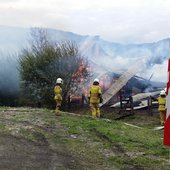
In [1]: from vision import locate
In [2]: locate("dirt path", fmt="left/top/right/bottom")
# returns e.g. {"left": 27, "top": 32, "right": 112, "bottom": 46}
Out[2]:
{"left": 0, "top": 108, "right": 83, "bottom": 170}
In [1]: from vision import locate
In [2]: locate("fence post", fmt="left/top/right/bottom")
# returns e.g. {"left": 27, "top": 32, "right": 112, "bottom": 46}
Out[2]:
{"left": 148, "top": 96, "right": 153, "bottom": 116}
{"left": 119, "top": 91, "right": 123, "bottom": 110}
{"left": 68, "top": 95, "right": 71, "bottom": 110}
{"left": 81, "top": 94, "right": 85, "bottom": 108}
{"left": 130, "top": 96, "right": 134, "bottom": 115}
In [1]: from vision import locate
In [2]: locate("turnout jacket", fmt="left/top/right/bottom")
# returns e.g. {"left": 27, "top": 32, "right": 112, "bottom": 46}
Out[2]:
{"left": 88, "top": 85, "right": 102, "bottom": 104}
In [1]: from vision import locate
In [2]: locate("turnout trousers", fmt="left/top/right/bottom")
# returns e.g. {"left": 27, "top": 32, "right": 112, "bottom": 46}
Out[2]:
{"left": 90, "top": 103, "right": 100, "bottom": 118}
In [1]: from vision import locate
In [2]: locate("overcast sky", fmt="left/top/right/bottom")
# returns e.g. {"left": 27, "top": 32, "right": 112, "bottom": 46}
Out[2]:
{"left": 0, "top": 0, "right": 170, "bottom": 43}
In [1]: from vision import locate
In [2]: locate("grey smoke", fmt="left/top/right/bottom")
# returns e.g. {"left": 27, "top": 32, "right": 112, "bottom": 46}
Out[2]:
{"left": 0, "top": 26, "right": 169, "bottom": 105}
{"left": 0, "top": 52, "right": 19, "bottom": 96}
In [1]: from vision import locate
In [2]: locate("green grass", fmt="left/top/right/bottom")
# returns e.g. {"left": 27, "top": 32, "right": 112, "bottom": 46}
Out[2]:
{"left": 58, "top": 112, "right": 170, "bottom": 169}
{"left": 0, "top": 106, "right": 170, "bottom": 169}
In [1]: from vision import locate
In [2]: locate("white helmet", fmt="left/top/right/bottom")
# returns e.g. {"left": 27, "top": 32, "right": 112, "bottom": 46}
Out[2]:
{"left": 160, "top": 90, "right": 166, "bottom": 95}
{"left": 56, "top": 78, "right": 63, "bottom": 84}
{"left": 164, "top": 88, "right": 167, "bottom": 92}
{"left": 93, "top": 78, "right": 99, "bottom": 83}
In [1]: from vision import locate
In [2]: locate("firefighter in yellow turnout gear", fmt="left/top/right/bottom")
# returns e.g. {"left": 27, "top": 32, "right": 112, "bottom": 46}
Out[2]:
{"left": 88, "top": 78, "right": 103, "bottom": 118}
{"left": 54, "top": 78, "right": 63, "bottom": 115}
{"left": 158, "top": 90, "right": 166, "bottom": 125}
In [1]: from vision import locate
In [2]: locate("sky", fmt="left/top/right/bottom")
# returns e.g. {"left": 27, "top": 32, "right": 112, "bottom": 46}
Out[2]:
{"left": 0, "top": 0, "right": 170, "bottom": 43}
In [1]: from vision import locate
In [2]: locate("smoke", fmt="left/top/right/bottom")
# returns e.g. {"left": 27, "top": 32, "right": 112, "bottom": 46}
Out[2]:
{"left": 0, "top": 27, "right": 169, "bottom": 107}
{"left": 0, "top": 52, "right": 19, "bottom": 105}
{"left": 80, "top": 37, "right": 170, "bottom": 82}
{"left": 138, "top": 60, "right": 168, "bottom": 82}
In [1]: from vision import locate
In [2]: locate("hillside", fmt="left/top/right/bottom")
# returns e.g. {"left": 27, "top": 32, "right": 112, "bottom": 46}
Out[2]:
{"left": 0, "top": 107, "right": 169, "bottom": 170}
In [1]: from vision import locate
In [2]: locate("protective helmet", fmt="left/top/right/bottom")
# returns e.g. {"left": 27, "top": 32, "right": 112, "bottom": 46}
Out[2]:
{"left": 160, "top": 90, "right": 166, "bottom": 96}
{"left": 164, "top": 88, "right": 167, "bottom": 93}
{"left": 93, "top": 78, "right": 99, "bottom": 83}
{"left": 56, "top": 78, "right": 63, "bottom": 84}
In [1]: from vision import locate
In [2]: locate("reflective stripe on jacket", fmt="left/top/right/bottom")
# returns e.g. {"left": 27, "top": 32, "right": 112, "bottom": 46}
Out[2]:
{"left": 158, "top": 97, "right": 166, "bottom": 111}
{"left": 54, "top": 85, "right": 62, "bottom": 100}
{"left": 88, "top": 85, "right": 101, "bottom": 104}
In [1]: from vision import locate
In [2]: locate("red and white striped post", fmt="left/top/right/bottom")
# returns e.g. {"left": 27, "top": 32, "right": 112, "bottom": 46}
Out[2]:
{"left": 164, "top": 58, "right": 170, "bottom": 146}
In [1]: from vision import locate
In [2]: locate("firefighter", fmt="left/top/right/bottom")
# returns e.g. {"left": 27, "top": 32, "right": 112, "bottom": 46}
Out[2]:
{"left": 158, "top": 90, "right": 166, "bottom": 125}
{"left": 54, "top": 78, "right": 63, "bottom": 115}
{"left": 88, "top": 78, "right": 103, "bottom": 118}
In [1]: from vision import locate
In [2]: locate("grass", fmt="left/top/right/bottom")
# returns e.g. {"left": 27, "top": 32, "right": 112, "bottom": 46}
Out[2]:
{"left": 0, "top": 106, "right": 169, "bottom": 169}
{"left": 59, "top": 111, "right": 169, "bottom": 169}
